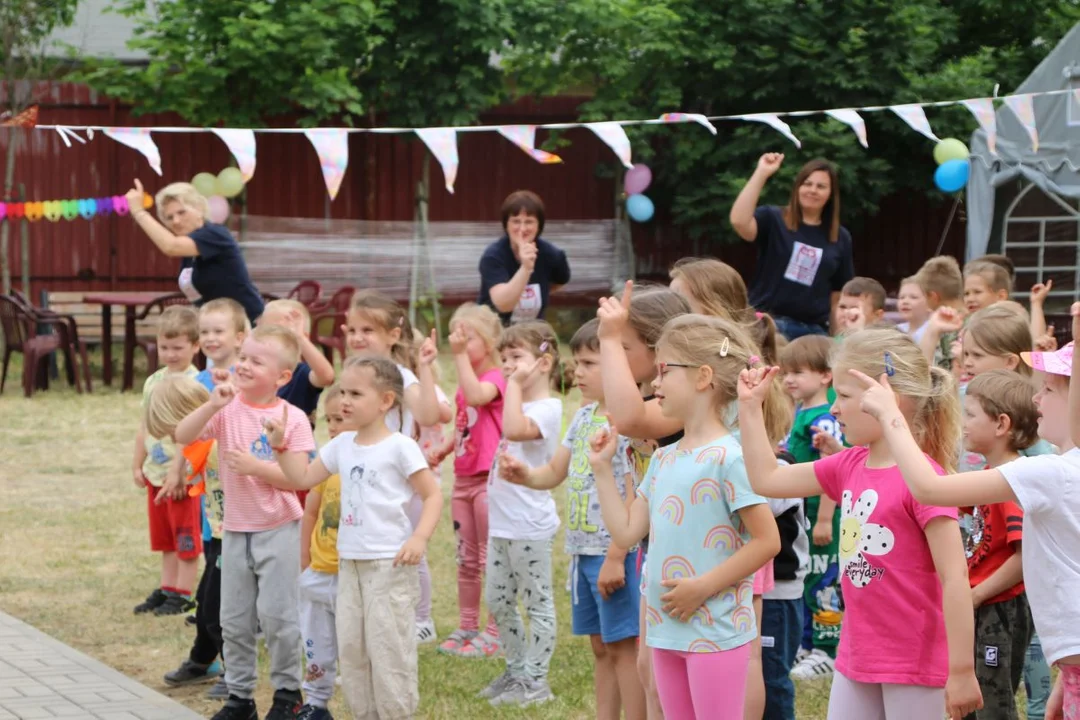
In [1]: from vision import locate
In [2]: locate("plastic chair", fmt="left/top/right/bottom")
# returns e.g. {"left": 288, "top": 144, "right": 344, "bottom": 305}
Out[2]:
{"left": 0, "top": 295, "right": 88, "bottom": 397}
{"left": 133, "top": 293, "right": 192, "bottom": 377}
{"left": 311, "top": 286, "right": 356, "bottom": 365}
{"left": 7, "top": 291, "right": 92, "bottom": 393}
{"left": 287, "top": 280, "right": 323, "bottom": 308}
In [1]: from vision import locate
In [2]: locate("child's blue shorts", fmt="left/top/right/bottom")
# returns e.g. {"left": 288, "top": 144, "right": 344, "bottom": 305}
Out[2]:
{"left": 571, "top": 551, "right": 641, "bottom": 643}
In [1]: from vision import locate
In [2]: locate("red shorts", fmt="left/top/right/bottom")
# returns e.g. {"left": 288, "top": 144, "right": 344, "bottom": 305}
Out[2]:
{"left": 297, "top": 490, "right": 309, "bottom": 509}
{"left": 146, "top": 486, "right": 202, "bottom": 560}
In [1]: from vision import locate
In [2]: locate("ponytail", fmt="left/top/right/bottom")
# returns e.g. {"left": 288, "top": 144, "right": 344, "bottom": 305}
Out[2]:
{"left": 917, "top": 366, "right": 962, "bottom": 473}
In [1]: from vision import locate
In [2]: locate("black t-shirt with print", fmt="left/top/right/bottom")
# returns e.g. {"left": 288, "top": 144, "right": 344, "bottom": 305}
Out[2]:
{"left": 477, "top": 236, "right": 571, "bottom": 326}
{"left": 747, "top": 205, "right": 854, "bottom": 327}
{"left": 181, "top": 223, "right": 264, "bottom": 323}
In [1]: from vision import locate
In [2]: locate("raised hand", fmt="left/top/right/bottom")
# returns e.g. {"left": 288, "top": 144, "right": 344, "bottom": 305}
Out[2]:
{"left": 738, "top": 366, "right": 779, "bottom": 406}
{"left": 756, "top": 153, "right": 784, "bottom": 178}
{"left": 211, "top": 367, "right": 232, "bottom": 386}
{"left": 929, "top": 306, "right": 965, "bottom": 335}
{"left": 262, "top": 402, "right": 288, "bottom": 449}
{"left": 509, "top": 356, "right": 543, "bottom": 386}
{"left": 1034, "top": 326, "right": 1058, "bottom": 352}
{"left": 1030, "top": 279, "right": 1053, "bottom": 306}
{"left": 448, "top": 323, "right": 468, "bottom": 355}
{"left": 848, "top": 369, "right": 899, "bottom": 422}
{"left": 587, "top": 419, "right": 619, "bottom": 467}
{"left": 418, "top": 328, "right": 439, "bottom": 366}
{"left": 519, "top": 240, "right": 538, "bottom": 272}
{"left": 125, "top": 179, "right": 146, "bottom": 215}
{"left": 597, "top": 280, "right": 632, "bottom": 341}
{"left": 209, "top": 381, "right": 237, "bottom": 409}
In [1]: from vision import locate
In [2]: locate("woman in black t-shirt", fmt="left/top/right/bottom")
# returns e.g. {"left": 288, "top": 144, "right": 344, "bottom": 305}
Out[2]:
{"left": 729, "top": 154, "right": 854, "bottom": 340}
{"left": 125, "top": 179, "right": 264, "bottom": 323}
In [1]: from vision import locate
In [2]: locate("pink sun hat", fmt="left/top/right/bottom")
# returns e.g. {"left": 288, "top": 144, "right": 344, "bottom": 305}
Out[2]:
{"left": 1021, "top": 341, "right": 1074, "bottom": 377}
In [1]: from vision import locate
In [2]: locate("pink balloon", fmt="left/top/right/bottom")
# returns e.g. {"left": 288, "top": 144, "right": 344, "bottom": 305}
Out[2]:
{"left": 207, "top": 195, "right": 230, "bottom": 224}
{"left": 624, "top": 164, "right": 653, "bottom": 195}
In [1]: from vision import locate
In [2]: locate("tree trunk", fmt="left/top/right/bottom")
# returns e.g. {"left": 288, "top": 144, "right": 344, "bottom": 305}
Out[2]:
{"left": 0, "top": 128, "right": 18, "bottom": 295}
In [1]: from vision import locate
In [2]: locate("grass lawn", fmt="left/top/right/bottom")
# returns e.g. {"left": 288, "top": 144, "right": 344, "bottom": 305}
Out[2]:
{"left": 0, "top": 349, "right": 1027, "bottom": 719}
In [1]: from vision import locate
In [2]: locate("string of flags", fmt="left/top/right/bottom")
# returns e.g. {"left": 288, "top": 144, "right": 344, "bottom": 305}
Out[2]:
{"left": 16, "top": 87, "right": 1080, "bottom": 200}
{"left": 0, "top": 194, "right": 152, "bottom": 222}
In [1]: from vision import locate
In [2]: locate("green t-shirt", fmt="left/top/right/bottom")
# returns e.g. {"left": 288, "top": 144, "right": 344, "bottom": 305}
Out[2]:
{"left": 786, "top": 401, "right": 843, "bottom": 466}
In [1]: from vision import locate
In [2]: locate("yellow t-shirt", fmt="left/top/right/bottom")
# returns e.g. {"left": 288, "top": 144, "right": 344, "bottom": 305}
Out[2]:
{"left": 141, "top": 365, "right": 199, "bottom": 487}
{"left": 309, "top": 475, "right": 341, "bottom": 574}
{"left": 183, "top": 439, "right": 224, "bottom": 540}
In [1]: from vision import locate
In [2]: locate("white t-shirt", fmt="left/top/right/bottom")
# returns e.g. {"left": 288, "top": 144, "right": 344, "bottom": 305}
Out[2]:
{"left": 998, "top": 448, "right": 1080, "bottom": 665}
{"left": 385, "top": 364, "right": 418, "bottom": 438}
{"left": 488, "top": 398, "right": 562, "bottom": 541}
{"left": 319, "top": 431, "right": 429, "bottom": 560}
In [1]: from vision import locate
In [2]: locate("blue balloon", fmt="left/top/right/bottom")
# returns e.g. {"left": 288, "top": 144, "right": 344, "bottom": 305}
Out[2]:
{"left": 933, "top": 159, "right": 969, "bottom": 193}
{"left": 626, "top": 194, "right": 655, "bottom": 223}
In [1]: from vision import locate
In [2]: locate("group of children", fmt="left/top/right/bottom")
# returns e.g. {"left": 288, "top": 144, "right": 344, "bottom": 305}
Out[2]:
{"left": 129, "top": 252, "right": 1080, "bottom": 720}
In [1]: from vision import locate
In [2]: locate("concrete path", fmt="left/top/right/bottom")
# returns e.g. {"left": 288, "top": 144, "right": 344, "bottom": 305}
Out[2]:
{"left": 0, "top": 610, "right": 204, "bottom": 720}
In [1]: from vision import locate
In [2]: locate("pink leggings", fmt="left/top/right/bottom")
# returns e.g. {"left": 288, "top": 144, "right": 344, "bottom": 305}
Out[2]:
{"left": 826, "top": 672, "right": 944, "bottom": 719}
{"left": 651, "top": 643, "right": 752, "bottom": 719}
{"left": 452, "top": 476, "right": 497, "bottom": 634}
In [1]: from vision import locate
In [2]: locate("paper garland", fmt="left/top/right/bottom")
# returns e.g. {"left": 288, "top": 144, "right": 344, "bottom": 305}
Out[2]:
{"left": 825, "top": 109, "right": 869, "bottom": 148}
{"left": 588, "top": 122, "right": 633, "bottom": 169}
{"left": 304, "top": 129, "right": 349, "bottom": 200}
{"left": 416, "top": 128, "right": 460, "bottom": 194}
{"left": 211, "top": 129, "right": 258, "bottom": 182}
{"left": 103, "top": 127, "right": 163, "bottom": 176}
{"left": 960, "top": 98, "right": 997, "bottom": 155}
{"left": 1003, "top": 94, "right": 1039, "bottom": 152}
{"left": 890, "top": 104, "right": 940, "bottom": 143}
{"left": 496, "top": 125, "right": 563, "bottom": 164}
{"left": 0, "top": 194, "right": 152, "bottom": 222}
{"left": 738, "top": 113, "right": 801, "bottom": 148}
{"left": 659, "top": 113, "right": 718, "bottom": 135}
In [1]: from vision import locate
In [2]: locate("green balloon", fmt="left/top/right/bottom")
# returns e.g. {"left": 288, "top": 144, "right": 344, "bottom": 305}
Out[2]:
{"left": 192, "top": 172, "right": 218, "bottom": 198}
{"left": 216, "top": 167, "right": 246, "bottom": 198}
{"left": 933, "top": 138, "right": 969, "bottom": 165}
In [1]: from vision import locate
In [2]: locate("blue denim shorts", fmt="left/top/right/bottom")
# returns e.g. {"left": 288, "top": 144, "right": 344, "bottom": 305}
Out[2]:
{"left": 570, "top": 552, "right": 641, "bottom": 643}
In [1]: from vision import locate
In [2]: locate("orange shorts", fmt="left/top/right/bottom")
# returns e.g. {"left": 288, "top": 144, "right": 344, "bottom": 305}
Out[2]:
{"left": 146, "top": 486, "right": 202, "bottom": 560}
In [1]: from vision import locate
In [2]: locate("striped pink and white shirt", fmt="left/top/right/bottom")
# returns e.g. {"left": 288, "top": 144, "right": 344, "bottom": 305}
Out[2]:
{"left": 204, "top": 396, "right": 315, "bottom": 532}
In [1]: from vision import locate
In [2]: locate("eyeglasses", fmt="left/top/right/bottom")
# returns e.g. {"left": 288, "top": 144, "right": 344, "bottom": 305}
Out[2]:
{"left": 657, "top": 362, "right": 696, "bottom": 378}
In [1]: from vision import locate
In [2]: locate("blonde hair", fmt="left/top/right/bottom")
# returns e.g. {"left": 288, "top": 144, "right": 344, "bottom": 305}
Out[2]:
{"left": 964, "top": 305, "right": 1033, "bottom": 377}
{"left": 627, "top": 285, "right": 691, "bottom": 349}
{"left": 323, "top": 383, "right": 345, "bottom": 409}
{"left": 200, "top": 298, "right": 251, "bottom": 335}
{"left": 158, "top": 305, "right": 199, "bottom": 343}
{"left": 250, "top": 324, "right": 301, "bottom": 369}
{"left": 966, "top": 370, "right": 1040, "bottom": 451}
{"left": 342, "top": 355, "right": 405, "bottom": 431}
{"left": 497, "top": 320, "right": 574, "bottom": 392}
{"left": 155, "top": 182, "right": 209, "bottom": 224}
{"left": 263, "top": 298, "right": 312, "bottom": 334}
{"left": 450, "top": 303, "right": 502, "bottom": 366}
{"left": 658, "top": 314, "right": 792, "bottom": 446}
{"left": 916, "top": 256, "right": 963, "bottom": 303}
{"left": 145, "top": 375, "right": 210, "bottom": 439}
{"left": 349, "top": 290, "right": 416, "bottom": 372}
{"left": 832, "top": 328, "right": 961, "bottom": 472}
{"left": 965, "top": 260, "right": 1013, "bottom": 295}
{"left": 990, "top": 299, "right": 1029, "bottom": 321}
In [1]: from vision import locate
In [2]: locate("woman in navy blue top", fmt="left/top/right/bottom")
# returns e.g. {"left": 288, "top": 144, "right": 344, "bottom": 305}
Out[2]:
{"left": 126, "top": 179, "right": 264, "bottom": 323}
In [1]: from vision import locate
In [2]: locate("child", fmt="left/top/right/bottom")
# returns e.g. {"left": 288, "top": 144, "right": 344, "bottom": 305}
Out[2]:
{"left": 132, "top": 305, "right": 203, "bottom": 616}
{"left": 965, "top": 260, "right": 1013, "bottom": 314}
{"left": 479, "top": 321, "right": 567, "bottom": 707}
{"left": 778, "top": 335, "right": 845, "bottom": 679}
{"left": 168, "top": 324, "right": 316, "bottom": 720}
{"left": 959, "top": 370, "right": 1039, "bottom": 720}
{"left": 589, "top": 313, "right": 782, "bottom": 719}
{"left": 196, "top": 298, "right": 250, "bottom": 390}
{"left": 263, "top": 355, "right": 443, "bottom": 720}
{"left": 260, "top": 299, "right": 336, "bottom": 427}
{"left": 739, "top": 328, "right": 983, "bottom": 719}
{"left": 897, "top": 276, "right": 931, "bottom": 342}
{"left": 917, "top": 256, "right": 966, "bottom": 373}
{"left": 835, "top": 277, "right": 887, "bottom": 334}
{"left": 501, "top": 318, "right": 646, "bottom": 720}
{"left": 439, "top": 303, "right": 507, "bottom": 658}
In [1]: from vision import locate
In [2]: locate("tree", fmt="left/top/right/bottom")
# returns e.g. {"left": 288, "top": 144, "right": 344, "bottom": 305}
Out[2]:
{"left": 0, "top": 0, "right": 78, "bottom": 294}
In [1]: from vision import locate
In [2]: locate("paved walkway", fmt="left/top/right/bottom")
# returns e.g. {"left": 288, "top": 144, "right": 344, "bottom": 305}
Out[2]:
{"left": 0, "top": 611, "right": 204, "bottom": 720}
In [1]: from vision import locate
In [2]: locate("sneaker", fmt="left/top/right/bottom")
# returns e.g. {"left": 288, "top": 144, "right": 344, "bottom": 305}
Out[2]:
{"left": 416, "top": 619, "right": 437, "bottom": 645}
{"left": 207, "top": 678, "right": 230, "bottom": 700}
{"left": 437, "top": 628, "right": 478, "bottom": 656}
{"left": 795, "top": 646, "right": 810, "bottom": 665}
{"left": 134, "top": 588, "right": 167, "bottom": 614}
{"left": 477, "top": 671, "right": 516, "bottom": 699}
{"left": 790, "top": 648, "right": 835, "bottom": 680}
{"left": 264, "top": 689, "right": 303, "bottom": 720}
{"left": 295, "top": 705, "right": 333, "bottom": 720}
{"left": 491, "top": 676, "right": 554, "bottom": 707}
{"left": 154, "top": 594, "right": 197, "bottom": 616}
{"left": 207, "top": 660, "right": 223, "bottom": 675}
{"left": 186, "top": 614, "right": 198, "bottom": 626}
{"left": 163, "top": 659, "right": 223, "bottom": 687}
{"left": 210, "top": 696, "right": 258, "bottom": 720}
{"left": 457, "top": 631, "right": 502, "bottom": 659}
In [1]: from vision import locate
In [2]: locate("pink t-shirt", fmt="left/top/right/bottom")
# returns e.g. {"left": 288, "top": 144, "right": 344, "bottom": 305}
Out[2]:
{"left": 204, "top": 396, "right": 316, "bottom": 532}
{"left": 814, "top": 446, "right": 958, "bottom": 687}
{"left": 453, "top": 368, "right": 506, "bottom": 478}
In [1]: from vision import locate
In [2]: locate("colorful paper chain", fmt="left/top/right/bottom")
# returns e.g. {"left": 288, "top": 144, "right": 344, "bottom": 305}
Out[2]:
{"left": 0, "top": 193, "right": 153, "bottom": 222}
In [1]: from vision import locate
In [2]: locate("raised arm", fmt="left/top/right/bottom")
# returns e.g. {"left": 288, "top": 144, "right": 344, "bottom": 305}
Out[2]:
{"left": 499, "top": 445, "right": 570, "bottom": 491}
{"left": 175, "top": 383, "right": 235, "bottom": 445}
{"left": 589, "top": 427, "right": 650, "bottom": 550}
{"left": 730, "top": 154, "right": 783, "bottom": 242}
{"left": 449, "top": 324, "right": 499, "bottom": 408}
{"left": 502, "top": 367, "right": 543, "bottom": 442}
{"left": 410, "top": 329, "right": 443, "bottom": 428}
{"left": 126, "top": 180, "right": 199, "bottom": 258}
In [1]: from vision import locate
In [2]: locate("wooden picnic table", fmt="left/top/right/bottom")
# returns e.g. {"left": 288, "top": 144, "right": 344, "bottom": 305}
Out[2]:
{"left": 82, "top": 292, "right": 170, "bottom": 392}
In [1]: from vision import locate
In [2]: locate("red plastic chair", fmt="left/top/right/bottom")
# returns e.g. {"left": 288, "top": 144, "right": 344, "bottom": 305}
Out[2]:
{"left": 7, "top": 291, "right": 92, "bottom": 393}
{"left": 287, "top": 280, "right": 323, "bottom": 308}
{"left": 311, "top": 286, "right": 356, "bottom": 365}
{"left": 133, "top": 293, "right": 192, "bottom": 377}
{"left": 0, "top": 295, "right": 89, "bottom": 397}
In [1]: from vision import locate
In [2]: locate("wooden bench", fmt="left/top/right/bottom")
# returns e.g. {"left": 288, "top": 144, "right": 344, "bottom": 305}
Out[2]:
{"left": 40, "top": 291, "right": 161, "bottom": 346}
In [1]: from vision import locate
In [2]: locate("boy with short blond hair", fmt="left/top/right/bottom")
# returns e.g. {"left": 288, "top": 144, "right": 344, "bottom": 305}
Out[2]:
{"left": 836, "top": 277, "right": 887, "bottom": 333}
{"left": 133, "top": 305, "right": 204, "bottom": 616}
{"left": 196, "top": 298, "right": 249, "bottom": 389}
{"left": 916, "top": 255, "right": 966, "bottom": 372}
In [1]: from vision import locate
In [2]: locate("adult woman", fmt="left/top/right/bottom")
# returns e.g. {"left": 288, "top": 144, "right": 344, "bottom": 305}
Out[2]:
{"left": 730, "top": 154, "right": 854, "bottom": 340}
{"left": 477, "top": 190, "right": 571, "bottom": 326}
{"left": 125, "top": 179, "right": 264, "bottom": 323}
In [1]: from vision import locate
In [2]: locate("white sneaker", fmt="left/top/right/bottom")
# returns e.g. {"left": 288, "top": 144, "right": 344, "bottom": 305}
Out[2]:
{"left": 490, "top": 676, "right": 554, "bottom": 707}
{"left": 794, "top": 646, "right": 810, "bottom": 665}
{"left": 790, "top": 648, "right": 835, "bottom": 680}
{"left": 416, "top": 619, "right": 437, "bottom": 645}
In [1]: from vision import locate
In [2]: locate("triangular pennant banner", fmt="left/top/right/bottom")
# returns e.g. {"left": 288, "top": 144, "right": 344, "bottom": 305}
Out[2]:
{"left": 659, "top": 113, "right": 718, "bottom": 135}
{"left": 889, "top": 104, "right": 939, "bottom": 142}
{"left": 961, "top": 98, "right": 998, "bottom": 154}
{"left": 496, "top": 125, "right": 562, "bottom": 164}
{"left": 416, "top": 128, "right": 459, "bottom": 193}
{"left": 103, "top": 128, "right": 163, "bottom": 175}
{"left": 303, "top": 129, "right": 349, "bottom": 200}
{"left": 211, "top": 129, "right": 258, "bottom": 182}
{"left": 824, "top": 109, "right": 868, "bottom": 148}
{"left": 737, "top": 113, "right": 801, "bottom": 148}
{"left": 1003, "top": 94, "right": 1038, "bottom": 152}
{"left": 588, "top": 122, "right": 633, "bottom": 169}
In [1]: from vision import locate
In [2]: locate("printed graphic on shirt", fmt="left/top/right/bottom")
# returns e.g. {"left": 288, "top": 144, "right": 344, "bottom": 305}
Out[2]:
{"left": 511, "top": 283, "right": 542, "bottom": 323}
{"left": 343, "top": 465, "right": 373, "bottom": 527}
{"left": 963, "top": 506, "right": 986, "bottom": 560}
{"left": 838, "top": 489, "right": 895, "bottom": 588}
{"left": 320, "top": 496, "right": 340, "bottom": 536}
{"left": 810, "top": 415, "right": 843, "bottom": 445}
{"left": 783, "top": 241, "right": 824, "bottom": 287}
{"left": 455, "top": 405, "right": 479, "bottom": 458}
{"left": 250, "top": 433, "right": 274, "bottom": 461}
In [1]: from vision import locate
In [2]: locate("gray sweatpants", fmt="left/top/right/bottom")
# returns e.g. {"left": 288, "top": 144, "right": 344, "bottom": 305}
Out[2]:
{"left": 485, "top": 537, "right": 557, "bottom": 680}
{"left": 221, "top": 523, "right": 302, "bottom": 698}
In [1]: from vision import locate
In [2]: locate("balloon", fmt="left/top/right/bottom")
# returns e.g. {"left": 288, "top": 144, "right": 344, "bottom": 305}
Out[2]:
{"left": 933, "top": 138, "right": 969, "bottom": 165}
{"left": 192, "top": 172, "right": 218, "bottom": 198}
{"left": 626, "top": 194, "right": 655, "bottom": 223}
{"left": 207, "top": 195, "right": 230, "bottom": 224}
{"left": 215, "top": 167, "right": 245, "bottom": 198}
{"left": 624, "top": 164, "right": 653, "bottom": 195}
{"left": 933, "top": 159, "right": 969, "bottom": 193}
{"left": 143, "top": 192, "right": 154, "bottom": 209}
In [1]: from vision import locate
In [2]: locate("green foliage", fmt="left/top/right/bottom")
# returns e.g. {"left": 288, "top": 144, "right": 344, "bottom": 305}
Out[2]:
{"left": 1, "top": 0, "right": 79, "bottom": 110}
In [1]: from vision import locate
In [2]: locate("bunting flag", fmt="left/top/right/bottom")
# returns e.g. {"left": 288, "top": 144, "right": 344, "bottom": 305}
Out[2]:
{"left": 588, "top": 122, "right": 633, "bottom": 169}
{"left": 416, "top": 128, "right": 459, "bottom": 193}
{"left": 961, "top": 98, "right": 998, "bottom": 154}
{"left": 659, "top": 113, "right": 718, "bottom": 135}
{"left": 737, "top": 113, "right": 801, "bottom": 148}
{"left": 211, "top": 129, "right": 258, "bottom": 182}
{"left": 303, "top": 129, "right": 349, "bottom": 200}
{"left": 825, "top": 109, "right": 868, "bottom": 148}
{"left": 1003, "top": 94, "right": 1039, "bottom": 152}
{"left": 496, "top": 125, "right": 562, "bottom": 164}
{"left": 103, "top": 127, "right": 163, "bottom": 175}
{"left": 1, "top": 105, "right": 38, "bottom": 128}
{"left": 889, "top": 104, "right": 939, "bottom": 143}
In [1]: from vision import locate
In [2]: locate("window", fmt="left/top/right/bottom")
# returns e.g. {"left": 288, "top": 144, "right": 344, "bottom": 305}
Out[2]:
{"left": 1002, "top": 183, "right": 1080, "bottom": 314}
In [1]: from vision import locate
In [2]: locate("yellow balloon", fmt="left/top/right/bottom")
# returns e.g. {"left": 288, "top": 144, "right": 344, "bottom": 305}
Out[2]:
{"left": 933, "top": 138, "right": 969, "bottom": 165}
{"left": 216, "top": 167, "right": 246, "bottom": 198}
{"left": 192, "top": 172, "right": 218, "bottom": 198}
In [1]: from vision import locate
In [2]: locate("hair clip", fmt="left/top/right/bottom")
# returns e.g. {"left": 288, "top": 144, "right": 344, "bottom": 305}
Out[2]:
{"left": 398, "top": 317, "right": 405, "bottom": 327}
{"left": 884, "top": 352, "right": 895, "bottom": 377}
{"left": 755, "top": 311, "right": 764, "bottom": 320}
{"left": 719, "top": 337, "right": 730, "bottom": 358}
{"left": 539, "top": 341, "right": 550, "bottom": 353}
{"left": 748, "top": 354, "right": 760, "bottom": 368}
